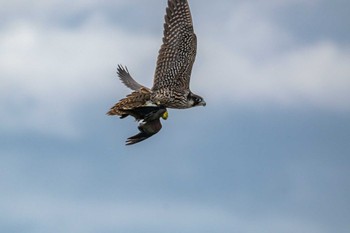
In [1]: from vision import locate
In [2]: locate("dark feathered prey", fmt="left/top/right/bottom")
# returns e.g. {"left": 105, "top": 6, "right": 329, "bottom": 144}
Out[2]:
{"left": 125, "top": 106, "right": 168, "bottom": 145}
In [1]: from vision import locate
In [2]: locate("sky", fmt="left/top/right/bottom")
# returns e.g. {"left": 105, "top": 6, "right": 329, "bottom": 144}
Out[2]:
{"left": 1, "top": 0, "right": 350, "bottom": 232}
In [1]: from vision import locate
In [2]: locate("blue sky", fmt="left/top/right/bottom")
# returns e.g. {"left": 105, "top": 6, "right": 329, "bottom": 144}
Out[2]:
{"left": 1, "top": 0, "right": 350, "bottom": 232}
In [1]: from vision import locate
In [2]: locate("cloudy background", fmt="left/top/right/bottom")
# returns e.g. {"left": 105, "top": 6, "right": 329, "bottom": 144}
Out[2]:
{"left": 1, "top": 0, "right": 350, "bottom": 232}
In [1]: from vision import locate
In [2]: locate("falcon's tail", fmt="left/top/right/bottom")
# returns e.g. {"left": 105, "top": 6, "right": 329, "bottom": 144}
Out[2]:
{"left": 107, "top": 88, "right": 152, "bottom": 116}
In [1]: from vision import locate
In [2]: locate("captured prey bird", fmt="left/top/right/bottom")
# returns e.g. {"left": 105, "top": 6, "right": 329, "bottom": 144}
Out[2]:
{"left": 107, "top": 0, "right": 206, "bottom": 145}
{"left": 124, "top": 106, "right": 168, "bottom": 145}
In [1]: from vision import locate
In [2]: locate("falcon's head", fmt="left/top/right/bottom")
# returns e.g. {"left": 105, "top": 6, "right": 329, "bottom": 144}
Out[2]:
{"left": 188, "top": 92, "right": 206, "bottom": 107}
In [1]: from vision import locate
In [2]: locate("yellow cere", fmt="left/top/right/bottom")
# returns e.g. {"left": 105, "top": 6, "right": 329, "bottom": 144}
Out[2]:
{"left": 162, "top": 111, "right": 168, "bottom": 120}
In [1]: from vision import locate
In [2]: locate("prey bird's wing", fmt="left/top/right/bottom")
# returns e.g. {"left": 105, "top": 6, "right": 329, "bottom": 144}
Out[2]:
{"left": 122, "top": 106, "right": 166, "bottom": 121}
{"left": 152, "top": 0, "right": 197, "bottom": 92}
{"left": 126, "top": 131, "right": 152, "bottom": 145}
{"left": 117, "top": 65, "right": 147, "bottom": 91}
{"left": 126, "top": 119, "right": 163, "bottom": 145}
{"left": 125, "top": 107, "right": 166, "bottom": 145}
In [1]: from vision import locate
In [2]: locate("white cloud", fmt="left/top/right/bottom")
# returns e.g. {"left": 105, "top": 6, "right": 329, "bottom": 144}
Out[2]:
{"left": 0, "top": 0, "right": 127, "bottom": 14}
{"left": 194, "top": 2, "right": 350, "bottom": 111}
{"left": 1, "top": 0, "right": 349, "bottom": 137}
{"left": 0, "top": 16, "right": 158, "bottom": 137}
{"left": 197, "top": 39, "right": 350, "bottom": 110}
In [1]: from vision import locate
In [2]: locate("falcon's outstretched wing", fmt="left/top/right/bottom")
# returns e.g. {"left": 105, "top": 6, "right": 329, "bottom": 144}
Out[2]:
{"left": 117, "top": 65, "right": 147, "bottom": 91}
{"left": 152, "top": 0, "right": 197, "bottom": 91}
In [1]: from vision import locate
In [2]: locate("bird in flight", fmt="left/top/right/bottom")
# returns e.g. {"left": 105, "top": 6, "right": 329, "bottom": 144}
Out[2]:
{"left": 108, "top": 0, "right": 206, "bottom": 145}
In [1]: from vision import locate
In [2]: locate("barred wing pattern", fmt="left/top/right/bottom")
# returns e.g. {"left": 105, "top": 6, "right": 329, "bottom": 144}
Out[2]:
{"left": 152, "top": 0, "right": 197, "bottom": 91}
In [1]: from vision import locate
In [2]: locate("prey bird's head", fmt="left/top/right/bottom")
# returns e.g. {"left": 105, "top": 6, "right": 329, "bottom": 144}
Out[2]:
{"left": 188, "top": 92, "right": 206, "bottom": 107}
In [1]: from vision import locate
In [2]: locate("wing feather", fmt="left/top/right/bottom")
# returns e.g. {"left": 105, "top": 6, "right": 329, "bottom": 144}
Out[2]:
{"left": 152, "top": 0, "right": 197, "bottom": 91}
{"left": 117, "top": 65, "right": 147, "bottom": 91}
{"left": 126, "top": 119, "right": 162, "bottom": 145}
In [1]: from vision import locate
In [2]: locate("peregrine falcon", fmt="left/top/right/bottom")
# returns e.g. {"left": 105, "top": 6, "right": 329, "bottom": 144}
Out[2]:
{"left": 108, "top": 0, "right": 205, "bottom": 144}
{"left": 108, "top": 0, "right": 205, "bottom": 115}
